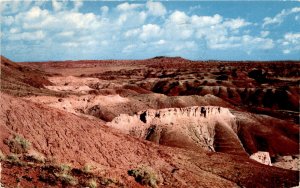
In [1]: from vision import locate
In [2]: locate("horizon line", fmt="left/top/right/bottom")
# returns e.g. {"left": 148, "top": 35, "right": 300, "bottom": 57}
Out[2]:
{"left": 2, "top": 55, "right": 300, "bottom": 63}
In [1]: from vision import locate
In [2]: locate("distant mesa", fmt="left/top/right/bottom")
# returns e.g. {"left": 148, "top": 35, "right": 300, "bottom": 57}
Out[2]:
{"left": 151, "top": 56, "right": 188, "bottom": 61}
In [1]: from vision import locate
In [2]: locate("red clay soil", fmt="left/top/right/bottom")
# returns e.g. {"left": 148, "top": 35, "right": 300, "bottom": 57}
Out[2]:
{"left": 0, "top": 93, "right": 299, "bottom": 187}
{"left": 0, "top": 56, "right": 58, "bottom": 96}
{"left": 1, "top": 160, "right": 138, "bottom": 188}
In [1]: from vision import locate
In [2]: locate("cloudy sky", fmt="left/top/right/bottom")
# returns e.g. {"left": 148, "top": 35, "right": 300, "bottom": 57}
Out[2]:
{"left": 1, "top": 1, "right": 300, "bottom": 61}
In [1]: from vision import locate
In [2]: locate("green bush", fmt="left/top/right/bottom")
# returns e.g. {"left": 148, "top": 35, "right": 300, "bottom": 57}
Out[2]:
{"left": 128, "top": 166, "right": 159, "bottom": 188}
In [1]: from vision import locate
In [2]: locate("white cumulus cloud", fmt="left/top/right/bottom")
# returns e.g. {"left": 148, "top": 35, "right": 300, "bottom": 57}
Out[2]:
{"left": 100, "top": 6, "right": 109, "bottom": 14}
{"left": 1, "top": 1, "right": 290, "bottom": 61}
{"left": 260, "top": 31, "right": 270, "bottom": 37}
{"left": 222, "top": 18, "right": 251, "bottom": 30}
{"left": 124, "top": 28, "right": 141, "bottom": 38}
{"left": 169, "top": 11, "right": 189, "bottom": 25}
{"left": 278, "top": 32, "right": 300, "bottom": 54}
{"left": 146, "top": 1, "right": 166, "bottom": 17}
{"left": 52, "top": 0, "right": 64, "bottom": 12}
{"left": 140, "top": 24, "right": 162, "bottom": 40}
{"left": 73, "top": 0, "right": 83, "bottom": 12}
{"left": 8, "top": 30, "right": 46, "bottom": 41}
{"left": 116, "top": 2, "right": 142, "bottom": 12}
{"left": 191, "top": 14, "right": 222, "bottom": 27}
{"left": 263, "top": 7, "right": 300, "bottom": 27}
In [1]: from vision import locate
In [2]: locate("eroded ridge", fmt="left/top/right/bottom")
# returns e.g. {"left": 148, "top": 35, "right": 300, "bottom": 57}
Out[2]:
{"left": 108, "top": 106, "right": 246, "bottom": 155}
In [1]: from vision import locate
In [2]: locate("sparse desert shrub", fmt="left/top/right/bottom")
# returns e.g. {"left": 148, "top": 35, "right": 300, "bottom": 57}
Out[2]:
{"left": 24, "top": 153, "right": 45, "bottom": 163}
{"left": 0, "top": 150, "right": 5, "bottom": 161}
{"left": 86, "top": 178, "right": 98, "bottom": 188}
{"left": 60, "top": 163, "right": 72, "bottom": 173}
{"left": 55, "top": 173, "right": 78, "bottom": 186}
{"left": 4, "top": 135, "right": 31, "bottom": 154}
{"left": 7, "top": 153, "right": 23, "bottom": 166}
{"left": 7, "top": 153, "right": 19, "bottom": 162}
{"left": 128, "top": 166, "right": 159, "bottom": 188}
{"left": 100, "top": 177, "right": 116, "bottom": 186}
{"left": 38, "top": 171, "right": 57, "bottom": 186}
{"left": 33, "top": 155, "right": 45, "bottom": 163}
{"left": 81, "top": 163, "right": 95, "bottom": 174}
{"left": 45, "top": 157, "right": 58, "bottom": 164}
{"left": 54, "top": 163, "right": 78, "bottom": 185}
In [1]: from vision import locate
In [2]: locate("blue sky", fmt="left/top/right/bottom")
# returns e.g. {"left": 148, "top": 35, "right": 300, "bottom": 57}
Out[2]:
{"left": 1, "top": 1, "right": 300, "bottom": 62}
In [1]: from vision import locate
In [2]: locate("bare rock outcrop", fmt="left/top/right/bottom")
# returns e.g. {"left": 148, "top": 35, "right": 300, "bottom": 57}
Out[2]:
{"left": 108, "top": 106, "right": 247, "bottom": 155}
{"left": 273, "top": 155, "right": 300, "bottom": 171}
{"left": 250, "top": 151, "right": 272, "bottom": 166}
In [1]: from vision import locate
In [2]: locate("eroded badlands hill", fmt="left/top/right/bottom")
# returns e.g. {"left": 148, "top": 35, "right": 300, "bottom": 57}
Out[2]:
{"left": 1, "top": 56, "right": 299, "bottom": 187}
{"left": 108, "top": 106, "right": 245, "bottom": 155}
{"left": 107, "top": 106, "right": 299, "bottom": 158}
{"left": 0, "top": 56, "right": 58, "bottom": 96}
{"left": 23, "top": 56, "right": 300, "bottom": 123}
{"left": 1, "top": 93, "right": 299, "bottom": 187}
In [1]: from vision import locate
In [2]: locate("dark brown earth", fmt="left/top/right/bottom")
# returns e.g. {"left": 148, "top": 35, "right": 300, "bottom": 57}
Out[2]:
{"left": 0, "top": 56, "right": 299, "bottom": 187}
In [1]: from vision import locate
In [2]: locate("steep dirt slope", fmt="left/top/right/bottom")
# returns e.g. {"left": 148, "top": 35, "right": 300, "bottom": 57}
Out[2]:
{"left": 0, "top": 56, "right": 59, "bottom": 96}
{"left": 0, "top": 93, "right": 299, "bottom": 187}
{"left": 233, "top": 111, "right": 299, "bottom": 157}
